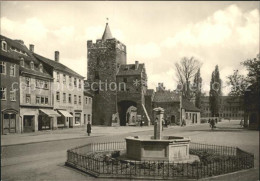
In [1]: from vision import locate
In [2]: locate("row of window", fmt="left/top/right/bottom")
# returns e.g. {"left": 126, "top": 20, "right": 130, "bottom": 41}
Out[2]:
{"left": 24, "top": 94, "right": 49, "bottom": 105}
{"left": 203, "top": 107, "right": 242, "bottom": 111}
{"left": 56, "top": 92, "right": 82, "bottom": 104}
{"left": 56, "top": 72, "right": 82, "bottom": 88}
{"left": 25, "top": 77, "right": 49, "bottom": 89}
{"left": 204, "top": 113, "right": 244, "bottom": 117}
{"left": 85, "top": 97, "right": 92, "bottom": 104}
{"left": 0, "top": 61, "right": 16, "bottom": 76}
{"left": 0, "top": 87, "right": 16, "bottom": 101}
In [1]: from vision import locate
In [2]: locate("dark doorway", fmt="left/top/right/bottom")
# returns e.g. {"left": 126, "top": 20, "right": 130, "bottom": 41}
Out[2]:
{"left": 171, "top": 115, "right": 176, "bottom": 125}
{"left": 23, "top": 116, "right": 34, "bottom": 132}
{"left": 118, "top": 100, "right": 137, "bottom": 126}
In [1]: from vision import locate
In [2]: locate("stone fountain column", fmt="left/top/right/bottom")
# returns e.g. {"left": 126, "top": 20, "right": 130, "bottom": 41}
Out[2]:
{"left": 153, "top": 107, "right": 164, "bottom": 140}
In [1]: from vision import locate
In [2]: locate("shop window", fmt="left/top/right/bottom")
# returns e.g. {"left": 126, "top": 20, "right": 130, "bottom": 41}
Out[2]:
{"left": 75, "top": 113, "right": 81, "bottom": 124}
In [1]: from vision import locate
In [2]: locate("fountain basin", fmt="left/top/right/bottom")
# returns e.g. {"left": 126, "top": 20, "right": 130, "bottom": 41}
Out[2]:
{"left": 125, "top": 136, "right": 191, "bottom": 161}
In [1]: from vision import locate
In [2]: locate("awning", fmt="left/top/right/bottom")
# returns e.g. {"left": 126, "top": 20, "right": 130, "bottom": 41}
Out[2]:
{"left": 40, "top": 109, "right": 61, "bottom": 117}
{"left": 58, "top": 110, "right": 73, "bottom": 118}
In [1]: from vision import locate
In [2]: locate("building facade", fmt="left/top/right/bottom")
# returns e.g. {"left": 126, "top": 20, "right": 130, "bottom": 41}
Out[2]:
{"left": 0, "top": 35, "right": 20, "bottom": 134}
{"left": 87, "top": 23, "right": 150, "bottom": 126}
{"left": 152, "top": 83, "right": 200, "bottom": 126}
{"left": 34, "top": 50, "right": 85, "bottom": 128}
{"left": 201, "top": 96, "right": 244, "bottom": 120}
{"left": 19, "top": 44, "right": 58, "bottom": 133}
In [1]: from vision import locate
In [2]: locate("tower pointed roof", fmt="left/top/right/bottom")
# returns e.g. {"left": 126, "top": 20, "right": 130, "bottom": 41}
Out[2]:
{"left": 102, "top": 23, "right": 113, "bottom": 41}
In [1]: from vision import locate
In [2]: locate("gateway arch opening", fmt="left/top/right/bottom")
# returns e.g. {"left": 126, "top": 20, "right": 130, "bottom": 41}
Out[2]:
{"left": 118, "top": 100, "right": 137, "bottom": 126}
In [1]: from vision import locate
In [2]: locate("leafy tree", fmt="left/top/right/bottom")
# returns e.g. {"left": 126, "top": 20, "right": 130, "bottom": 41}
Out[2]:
{"left": 227, "top": 70, "right": 249, "bottom": 98}
{"left": 193, "top": 68, "right": 202, "bottom": 108}
{"left": 241, "top": 54, "right": 260, "bottom": 85}
{"left": 209, "top": 65, "right": 222, "bottom": 117}
{"left": 227, "top": 54, "right": 260, "bottom": 98}
{"left": 175, "top": 57, "right": 202, "bottom": 100}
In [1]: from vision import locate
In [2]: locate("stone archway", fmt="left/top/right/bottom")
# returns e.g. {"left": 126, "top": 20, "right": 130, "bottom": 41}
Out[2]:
{"left": 118, "top": 100, "right": 137, "bottom": 126}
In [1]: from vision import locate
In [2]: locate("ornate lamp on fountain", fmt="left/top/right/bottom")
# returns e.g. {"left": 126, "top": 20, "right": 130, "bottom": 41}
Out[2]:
{"left": 125, "top": 107, "right": 193, "bottom": 162}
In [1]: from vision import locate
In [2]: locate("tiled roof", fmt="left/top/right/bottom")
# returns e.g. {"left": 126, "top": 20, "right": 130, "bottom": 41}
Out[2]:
{"left": 1, "top": 35, "right": 52, "bottom": 79}
{"left": 182, "top": 98, "right": 200, "bottom": 112}
{"left": 0, "top": 35, "right": 37, "bottom": 63}
{"left": 33, "top": 53, "right": 84, "bottom": 79}
{"left": 102, "top": 23, "right": 113, "bottom": 41}
{"left": 117, "top": 64, "right": 144, "bottom": 76}
{"left": 20, "top": 67, "right": 52, "bottom": 79}
{"left": 153, "top": 91, "right": 180, "bottom": 103}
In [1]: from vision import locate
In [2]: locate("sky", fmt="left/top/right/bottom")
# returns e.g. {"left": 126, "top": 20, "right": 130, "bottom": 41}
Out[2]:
{"left": 1, "top": 1, "right": 259, "bottom": 95}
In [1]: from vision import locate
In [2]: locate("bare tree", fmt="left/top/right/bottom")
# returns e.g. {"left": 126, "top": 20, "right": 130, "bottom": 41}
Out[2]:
{"left": 175, "top": 57, "right": 202, "bottom": 100}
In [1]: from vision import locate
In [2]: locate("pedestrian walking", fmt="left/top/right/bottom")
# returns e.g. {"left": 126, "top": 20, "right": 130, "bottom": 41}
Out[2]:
{"left": 140, "top": 119, "right": 143, "bottom": 127}
{"left": 210, "top": 119, "right": 215, "bottom": 130}
{"left": 87, "top": 121, "right": 91, "bottom": 136}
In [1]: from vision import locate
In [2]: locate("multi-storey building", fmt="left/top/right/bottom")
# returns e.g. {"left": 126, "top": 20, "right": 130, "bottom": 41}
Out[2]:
{"left": 19, "top": 44, "right": 57, "bottom": 132}
{"left": 87, "top": 23, "right": 150, "bottom": 126}
{"left": 201, "top": 96, "right": 244, "bottom": 120}
{"left": 0, "top": 35, "right": 21, "bottom": 134}
{"left": 34, "top": 50, "right": 85, "bottom": 128}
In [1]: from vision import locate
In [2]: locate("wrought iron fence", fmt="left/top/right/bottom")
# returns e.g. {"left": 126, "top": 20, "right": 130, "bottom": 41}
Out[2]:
{"left": 66, "top": 141, "right": 254, "bottom": 180}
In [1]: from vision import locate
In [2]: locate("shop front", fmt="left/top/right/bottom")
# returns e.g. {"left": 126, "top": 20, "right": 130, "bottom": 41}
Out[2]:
{"left": 57, "top": 110, "right": 73, "bottom": 128}
{"left": 39, "top": 109, "right": 60, "bottom": 130}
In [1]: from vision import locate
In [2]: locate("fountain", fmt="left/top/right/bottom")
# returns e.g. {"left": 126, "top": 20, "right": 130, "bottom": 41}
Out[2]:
{"left": 125, "top": 107, "right": 193, "bottom": 162}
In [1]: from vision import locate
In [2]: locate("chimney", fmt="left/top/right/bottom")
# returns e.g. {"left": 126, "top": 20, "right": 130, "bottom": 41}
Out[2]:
{"left": 135, "top": 61, "right": 139, "bottom": 70}
{"left": 29, "top": 44, "right": 34, "bottom": 52}
{"left": 55, "top": 51, "right": 59, "bottom": 62}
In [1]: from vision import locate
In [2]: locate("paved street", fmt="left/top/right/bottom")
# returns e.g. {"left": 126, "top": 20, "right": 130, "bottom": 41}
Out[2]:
{"left": 1, "top": 120, "right": 259, "bottom": 181}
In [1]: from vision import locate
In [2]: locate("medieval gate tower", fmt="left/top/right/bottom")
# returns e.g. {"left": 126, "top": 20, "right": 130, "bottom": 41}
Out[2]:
{"left": 87, "top": 22, "right": 151, "bottom": 126}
